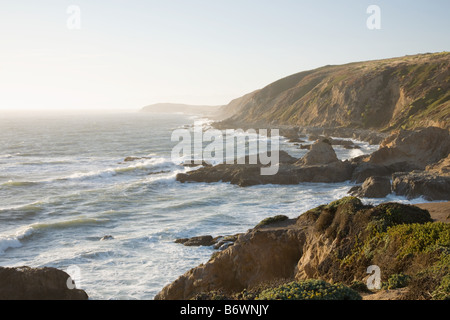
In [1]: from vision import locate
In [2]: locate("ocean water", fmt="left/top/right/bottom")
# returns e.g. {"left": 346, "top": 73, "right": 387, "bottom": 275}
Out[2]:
{"left": 0, "top": 112, "right": 432, "bottom": 299}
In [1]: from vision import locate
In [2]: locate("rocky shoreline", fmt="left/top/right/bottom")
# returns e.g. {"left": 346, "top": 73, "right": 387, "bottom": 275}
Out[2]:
{"left": 2, "top": 124, "right": 448, "bottom": 300}
{"left": 177, "top": 126, "right": 450, "bottom": 201}
{"left": 158, "top": 125, "right": 450, "bottom": 301}
{"left": 156, "top": 197, "right": 450, "bottom": 300}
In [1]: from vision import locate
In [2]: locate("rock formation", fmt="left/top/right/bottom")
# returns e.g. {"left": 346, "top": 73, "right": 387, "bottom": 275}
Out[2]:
{"left": 155, "top": 197, "right": 449, "bottom": 300}
{"left": 176, "top": 141, "right": 354, "bottom": 186}
{"left": 348, "top": 176, "right": 392, "bottom": 198}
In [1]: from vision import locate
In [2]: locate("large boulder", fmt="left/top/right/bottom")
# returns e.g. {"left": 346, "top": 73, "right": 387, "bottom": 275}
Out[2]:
{"left": 392, "top": 171, "right": 450, "bottom": 201}
{"left": 349, "top": 176, "right": 392, "bottom": 198}
{"left": 0, "top": 266, "right": 88, "bottom": 300}
{"left": 367, "top": 127, "right": 450, "bottom": 170}
{"left": 295, "top": 139, "right": 339, "bottom": 166}
{"left": 391, "top": 154, "right": 450, "bottom": 201}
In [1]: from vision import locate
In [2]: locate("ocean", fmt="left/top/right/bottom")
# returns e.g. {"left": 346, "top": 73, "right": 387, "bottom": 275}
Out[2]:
{"left": 0, "top": 112, "right": 431, "bottom": 299}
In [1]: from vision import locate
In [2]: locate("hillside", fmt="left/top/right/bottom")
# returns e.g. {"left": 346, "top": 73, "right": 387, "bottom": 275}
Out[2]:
{"left": 218, "top": 52, "right": 450, "bottom": 131}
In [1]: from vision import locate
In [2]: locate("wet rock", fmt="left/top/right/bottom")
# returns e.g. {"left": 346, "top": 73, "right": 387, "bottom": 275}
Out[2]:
{"left": 124, "top": 156, "right": 152, "bottom": 162}
{"left": 182, "top": 161, "right": 212, "bottom": 168}
{"left": 100, "top": 235, "right": 114, "bottom": 241}
{"left": 295, "top": 139, "right": 338, "bottom": 166}
{"left": 175, "top": 235, "right": 216, "bottom": 247}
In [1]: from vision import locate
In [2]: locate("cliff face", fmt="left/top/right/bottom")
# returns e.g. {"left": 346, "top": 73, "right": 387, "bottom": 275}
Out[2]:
{"left": 155, "top": 198, "right": 450, "bottom": 300}
{"left": 220, "top": 52, "right": 450, "bottom": 131}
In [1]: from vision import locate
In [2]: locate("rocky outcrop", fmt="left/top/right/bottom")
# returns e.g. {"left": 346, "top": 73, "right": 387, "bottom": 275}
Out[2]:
{"left": 175, "top": 234, "right": 240, "bottom": 250}
{"left": 348, "top": 176, "right": 391, "bottom": 198}
{"left": 0, "top": 266, "right": 88, "bottom": 300}
{"left": 382, "top": 136, "right": 450, "bottom": 201}
{"left": 367, "top": 127, "right": 450, "bottom": 170}
{"left": 176, "top": 142, "right": 353, "bottom": 187}
{"left": 295, "top": 139, "right": 338, "bottom": 166}
{"left": 348, "top": 127, "right": 450, "bottom": 200}
{"left": 392, "top": 171, "right": 450, "bottom": 201}
{"left": 175, "top": 235, "right": 216, "bottom": 247}
{"left": 156, "top": 198, "right": 449, "bottom": 300}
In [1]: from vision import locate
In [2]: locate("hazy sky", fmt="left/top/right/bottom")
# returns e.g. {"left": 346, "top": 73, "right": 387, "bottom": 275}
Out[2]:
{"left": 0, "top": 0, "right": 449, "bottom": 112}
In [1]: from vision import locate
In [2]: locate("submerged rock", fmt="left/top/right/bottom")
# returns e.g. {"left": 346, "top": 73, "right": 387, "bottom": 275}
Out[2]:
{"left": 100, "top": 235, "right": 114, "bottom": 241}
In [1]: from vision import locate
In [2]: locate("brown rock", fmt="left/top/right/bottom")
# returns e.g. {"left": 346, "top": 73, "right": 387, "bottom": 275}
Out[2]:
{"left": 392, "top": 171, "right": 450, "bottom": 201}
{"left": 295, "top": 139, "right": 338, "bottom": 166}
{"left": 349, "top": 176, "right": 391, "bottom": 198}
{"left": 367, "top": 127, "right": 450, "bottom": 170}
{"left": 155, "top": 199, "right": 433, "bottom": 300}
{"left": 0, "top": 266, "right": 88, "bottom": 300}
{"left": 175, "top": 235, "right": 215, "bottom": 247}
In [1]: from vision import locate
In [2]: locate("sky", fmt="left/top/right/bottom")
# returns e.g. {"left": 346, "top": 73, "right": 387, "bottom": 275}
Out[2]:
{"left": 0, "top": 0, "right": 449, "bottom": 112}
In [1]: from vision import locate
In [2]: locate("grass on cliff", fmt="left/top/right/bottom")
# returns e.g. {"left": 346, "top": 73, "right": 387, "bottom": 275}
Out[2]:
{"left": 302, "top": 197, "right": 449, "bottom": 300}
{"left": 200, "top": 197, "right": 450, "bottom": 300}
{"left": 256, "top": 279, "right": 361, "bottom": 300}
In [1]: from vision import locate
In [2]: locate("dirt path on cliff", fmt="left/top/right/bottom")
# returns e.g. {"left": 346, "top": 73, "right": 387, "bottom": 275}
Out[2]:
{"left": 415, "top": 202, "right": 450, "bottom": 223}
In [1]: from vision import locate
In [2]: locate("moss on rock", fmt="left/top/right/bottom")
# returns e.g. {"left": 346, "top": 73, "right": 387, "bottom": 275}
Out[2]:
{"left": 256, "top": 279, "right": 362, "bottom": 300}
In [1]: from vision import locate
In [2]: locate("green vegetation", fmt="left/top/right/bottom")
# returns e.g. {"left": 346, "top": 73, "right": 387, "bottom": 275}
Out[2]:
{"left": 326, "top": 196, "right": 362, "bottom": 211}
{"left": 382, "top": 273, "right": 411, "bottom": 290}
{"left": 255, "top": 215, "right": 289, "bottom": 228}
{"left": 256, "top": 279, "right": 362, "bottom": 300}
{"left": 432, "top": 274, "right": 450, "bottom": 300}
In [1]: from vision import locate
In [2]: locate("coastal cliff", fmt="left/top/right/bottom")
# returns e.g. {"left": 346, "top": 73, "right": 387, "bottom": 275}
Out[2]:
{"left": 217, "top": 52, "right": 449, "bottom": 131}
{"left": 155, "top": 198, "right": 450, "bottom": 300}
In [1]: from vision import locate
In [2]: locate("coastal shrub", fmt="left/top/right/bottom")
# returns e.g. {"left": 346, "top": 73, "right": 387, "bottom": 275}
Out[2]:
{"left": 385, "top": 222, "right": 450, "bottom": 259}
{"left": 370, "top": 203, "right": 432, "bottom": 232}
{"left": 349, "top": 280, "right": 372, "bottom": 293}
{"left": 256, "top": 279, "right": 362, "bottom": 300}
{"left": 432, "top": 274, "right": 450, "bottom": 300}
{"left": 326, "top": 197, "right": 362, "bottom": 212}
{"left": 382, "top": 273, "right": 411, "bottom": 290}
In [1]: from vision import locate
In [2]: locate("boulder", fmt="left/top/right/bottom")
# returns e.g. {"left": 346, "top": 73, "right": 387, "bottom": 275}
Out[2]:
{"left": 367, "top": 127, "right": 450, "bottom": 169}
{"left": 392, "top": 171, "right": 450, "bottom": 201}
{"left": 426, "top": 154, "right": 450, "bottom": 175}
{"left": 295, "top": 139, "right": 338, "bottom": 166}
{"left": 348, "top": 176, "right": 391, "bottom": 198}
{"left": 0, "top": 266, "right": 88, "bottom": 300}
{"left": 175, "top": 235, "right": 216, "bottom": 247}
